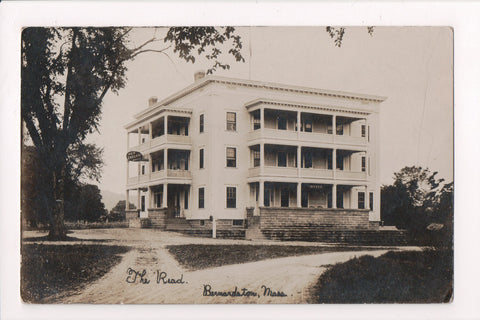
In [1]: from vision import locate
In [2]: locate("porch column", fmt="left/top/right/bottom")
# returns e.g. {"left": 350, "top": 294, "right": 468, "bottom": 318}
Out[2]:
{"left": 260, "top": 107, "right": 264, "bottom": 131}
{"left": 137, "top": 127, "right": 141, "bottom": 145}
{"left": 148, "top": 186, "right": 153, "bottom": 209}
{"left": 125, "top": 189, "right": 129, "bottom": 210}
{"left": 164, "top": 148, "right": 168, "bottom": 171}
{"left": 297, "top": 145, "right": 302, "bottom": 171}
{"left": 148, "top": 154, "right": 152, "bottom": 176}
{"left": 260, "top": 143, "right": 265, "bottom": 176}
{"left": 332, "top": 148, "right": 337, "bottom": 180}
{"left": 137, "top": 188, "right": 141, "bottom": 210}
{"left": 297, "top": 183, "right": 302, "bottom": 208}
{"left": 127, "top": 132, "right": 130, "bottom": 150}
{"left": 148, "top": 122, "right": 152, "bottom": 141}
{"left": 164, "top": 115, "right": 168, "bottom": 135}
{"left": 259, "top": 180, "right": 265, "bottom": 207}
{"left": 365, "top": 185, "right": 369, "bottom": 210}
{"left": 297, "top": 111, "right": 301, "bottom": 132}
{"left": 162, "top": 183, "right": 168, "bottom": 208}
{"left": 332, "top": 184, "right": 337, "bottom": 209}
{"left": 332, "top": 115, "right": 336, "bottom": 143}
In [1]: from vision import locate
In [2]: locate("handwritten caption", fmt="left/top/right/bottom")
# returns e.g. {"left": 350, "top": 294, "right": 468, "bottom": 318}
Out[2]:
{"left": 125, "top": 267, "right": 288, "bottom": 298}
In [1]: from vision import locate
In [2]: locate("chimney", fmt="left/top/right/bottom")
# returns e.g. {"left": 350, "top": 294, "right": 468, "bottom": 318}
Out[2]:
{"left": 148, "top": 96, "right": 158, "bottom": 107}
{"left": 194, "top": 70, "right": 206, "bottom": 82}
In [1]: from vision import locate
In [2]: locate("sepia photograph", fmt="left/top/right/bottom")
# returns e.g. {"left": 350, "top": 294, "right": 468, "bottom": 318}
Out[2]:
{"left": 18, "top": 25, "right": 454, "bottom": 305}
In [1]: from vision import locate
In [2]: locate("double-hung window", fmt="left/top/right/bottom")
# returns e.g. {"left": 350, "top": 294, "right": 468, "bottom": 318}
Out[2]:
{"left": 226, "top": 112, "right": 236, "bottom": 131}
{"left": 199, "top": 148, "right": 204, "bottom": 169}
{"left": 358, "top": 192, "right": 365, "bottom": 209}
{"left": 226, "top": 187, "right": 236, "bottom": 208}
{"left": 226, "top": 147, "right": 236, "bottom": 168}
{"left": 199, "top": 114, "right": 204, "bottom": 133}
{"left": 198, "top": 187, "right": 205, "bottom": 209}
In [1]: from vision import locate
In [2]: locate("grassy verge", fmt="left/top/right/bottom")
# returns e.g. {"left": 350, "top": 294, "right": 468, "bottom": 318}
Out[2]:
{"left": 21, "top": 244, "right": 130, "bottom": 303}
{"left": 166, "top": 244, "right": 381, "bottom": 270}
{"left": 311, "top": 249, "right": 453, "bottom": 303}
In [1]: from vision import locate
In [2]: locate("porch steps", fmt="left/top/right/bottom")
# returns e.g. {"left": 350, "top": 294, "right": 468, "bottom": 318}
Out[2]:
{"left": 245, "top": 226, "right": 267, "bottom": 241}
{"left": 165, "top": 217, "right": 192, "bottom": 231}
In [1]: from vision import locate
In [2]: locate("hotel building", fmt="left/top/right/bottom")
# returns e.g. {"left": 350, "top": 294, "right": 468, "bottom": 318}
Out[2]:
{"left": 124, "top": 72, "right": 385, "bottom": 239}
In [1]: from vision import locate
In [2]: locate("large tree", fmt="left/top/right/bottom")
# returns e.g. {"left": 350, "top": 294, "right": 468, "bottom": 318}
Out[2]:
{"left": 381, "top": 166, "right": 453, "bottom": 247}
{"left": 21, "top": 27, "right": 245, "bottom": 239}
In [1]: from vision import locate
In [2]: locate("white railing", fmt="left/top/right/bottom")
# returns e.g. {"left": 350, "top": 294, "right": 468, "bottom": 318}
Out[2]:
{"left": 263, "top": 166, "right": 298, "bottom": 177}
{"left": 299, "top": 131, "right": 334, "bottom": 144}
{"left": 300, "top": 168, "right": 334, "bottom": 179}
{"left": 336, "top": 170, "right": 367, "bottom": 181}
{"left": 335, "top": 135, "right": 367, "bottom": 146}
{"left": 167, "top": 169, "right": 191, "bottom": 179}
{"left": 129, "top": 134, "right": 192, "bottom": 152}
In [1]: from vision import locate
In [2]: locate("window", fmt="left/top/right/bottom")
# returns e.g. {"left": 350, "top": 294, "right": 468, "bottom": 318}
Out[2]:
{"left": 278, "top": 116, "right": 287, "bottom": 130}
{"left": 141, "top": 195, "right": 145, "bottom": 212}
{"left": 361, "top": 156, "right": 366, "bottom": 172}
{"left": 336, "top": 123, "right": 344, "bottom": 135}
{"left": 361, "top": 125, "right": 366, "bottom": 137}
{"left": 226, "top": 187, "right": 236, "bottom": 208}
{"left": 198, "top": 187, "right": 205, "bottom": 209}
{"left": 369, "top": 192, "right": 374, "bottom": 211}
{"left": 141, "top": 165, "right": 145, "bottom": 175}
{"left": 226, "top": 147, "right": 237, "bottom": 167}
{"left": 278, "top": 152, "right": 287, "bottom": 167}
{"left": 184, "top": 189, "right": 189, "bottom": 209}
{"left": 199, "top": 148, "right": 204, "bottom": 169}
{"left": 154, "top": 191, "right": 162, "bottom": 208}
{"left": 336, "top": 190, "right": 344, "bottom": 209}
{"left": 233, "top": 219, "right": 243, "bottom": 226}
{"left": 200, "top": 220, "right": 205, "bottom": 226}
{"left": 199, "top": 114, "right": 204, "bottom": 133}
{"left": 327, "top": 153, "right": 333, "bottom": 170}
{"left": 368, "top": 126, "right": 370, "bottom": 142}
{"left": 304, "top": 151, "right": 313, "bottom": 168}
{"left": 358, "top": 192, "right": 365, "bottom": 209}
{"left": 253, "top": 150, "right": 260, "bottom": 167}
{"left": 336, "top": 154, "right": 344, "bottom": 170}
{"left": 304, "top": 119, "right": 313, "bottom": 132}
{"left": 253, "top": 114, "right": 261, "bottom": 130}
{"left": 327, "top": 123, "right": 333, "bottom": 134}
{"left": 264, "top": 189, "right": 271, "bottom": 207}
{"left": 226, "top": 112, "right": 236, "bottom": 131}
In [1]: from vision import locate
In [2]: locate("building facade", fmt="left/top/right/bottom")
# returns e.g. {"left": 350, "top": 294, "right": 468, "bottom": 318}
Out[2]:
{"left": 124, "top": 73, "right": 385, "bottom": 238}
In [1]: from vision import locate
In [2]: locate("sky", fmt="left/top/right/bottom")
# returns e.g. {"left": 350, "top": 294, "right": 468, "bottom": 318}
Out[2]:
{"left": 86, "top": 27, "right": 453, "bottom": 195}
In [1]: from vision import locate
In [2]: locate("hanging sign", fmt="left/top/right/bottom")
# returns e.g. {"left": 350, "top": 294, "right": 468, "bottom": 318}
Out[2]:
{"left": 126, "top": 151, "right": 146, "bottom": 162}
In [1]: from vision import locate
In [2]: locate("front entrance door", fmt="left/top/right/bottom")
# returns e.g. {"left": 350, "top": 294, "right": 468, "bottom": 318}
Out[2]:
{"left": 281, "top": 188, "right": 289, "bottom": 207}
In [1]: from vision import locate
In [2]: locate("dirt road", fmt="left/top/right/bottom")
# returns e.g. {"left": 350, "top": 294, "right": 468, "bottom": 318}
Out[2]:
{"left": 24, "top": 229, "right": 405, "bottom": 304}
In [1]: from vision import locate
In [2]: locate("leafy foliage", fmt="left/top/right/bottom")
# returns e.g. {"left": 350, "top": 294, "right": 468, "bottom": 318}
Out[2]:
{"left": 381, "top": 166, "right": 453, "bottom": 248}
{"left": 165, "top": 27, "right": 245, "bottom": 74}
{"left": 326, "top": 26, "right": 375, "bottom": 47}
{"left": 21, "top": 27, "right": 245, "bottom": 239}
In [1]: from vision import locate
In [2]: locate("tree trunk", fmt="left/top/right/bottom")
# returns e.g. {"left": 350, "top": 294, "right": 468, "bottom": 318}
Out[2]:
{"left": 48, "top": 164, "right": 67, "bottom": 240}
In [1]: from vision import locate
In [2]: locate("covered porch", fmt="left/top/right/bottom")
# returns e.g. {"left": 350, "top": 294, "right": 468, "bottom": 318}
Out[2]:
{"left": 126, "top": 183, "right": 190, "bottom": 219}
{"left": 248, "top": 181, "right": 370, "bottom": 213}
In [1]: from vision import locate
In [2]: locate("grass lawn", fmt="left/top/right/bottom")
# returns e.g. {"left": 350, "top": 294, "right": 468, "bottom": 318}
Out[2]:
{"left": 21, "top": 243, "right": 130, "bottom": 303}
{"left": 166, "top": 244, "right": 381, "bottom": 271}
{"left": 311, "top": 249, "right": 453, "bottom": 303}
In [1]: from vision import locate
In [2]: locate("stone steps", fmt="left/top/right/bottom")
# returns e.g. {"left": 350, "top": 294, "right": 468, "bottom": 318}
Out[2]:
{"left": 260, "top": 229, "right": 408, "bottom": 246}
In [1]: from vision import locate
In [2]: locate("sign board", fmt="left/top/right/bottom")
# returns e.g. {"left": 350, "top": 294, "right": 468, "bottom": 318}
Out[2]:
{"left": 126, "top": 151, "right": 146, "bottom": 162}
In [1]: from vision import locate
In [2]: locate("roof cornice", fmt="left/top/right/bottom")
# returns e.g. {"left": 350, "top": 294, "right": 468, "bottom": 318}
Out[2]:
{"left": 244, "top": 98, "right": 373, "bottom": 116}
{"left": 133, "top": 75, "right": 387, "bottom": 119}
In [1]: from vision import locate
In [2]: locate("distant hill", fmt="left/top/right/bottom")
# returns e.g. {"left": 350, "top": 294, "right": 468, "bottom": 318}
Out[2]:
{"left": 100, "top": 189, "right": 124, "bottom": 211}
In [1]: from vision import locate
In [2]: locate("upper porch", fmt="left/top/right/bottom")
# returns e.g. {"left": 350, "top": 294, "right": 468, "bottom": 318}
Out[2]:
{"left": 246, "top": 102, "right": 370, "bottom": 147}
